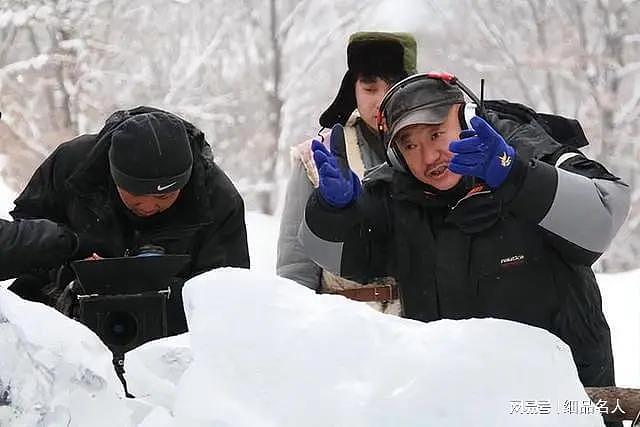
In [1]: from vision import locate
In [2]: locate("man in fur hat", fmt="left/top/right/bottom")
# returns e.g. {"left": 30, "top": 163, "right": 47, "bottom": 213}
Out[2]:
{"left": 277, "top": 32, "right": 417, "bottom": 314}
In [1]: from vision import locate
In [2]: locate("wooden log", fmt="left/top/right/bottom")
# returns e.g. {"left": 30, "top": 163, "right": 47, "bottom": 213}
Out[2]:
{"left": 585, "top": 387, "right": 640, "bottom": 422}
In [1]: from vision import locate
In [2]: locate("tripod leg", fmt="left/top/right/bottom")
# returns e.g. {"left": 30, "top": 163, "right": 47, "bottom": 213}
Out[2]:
{"left": 112, "top": 352, "right": 135, "bottom": 398}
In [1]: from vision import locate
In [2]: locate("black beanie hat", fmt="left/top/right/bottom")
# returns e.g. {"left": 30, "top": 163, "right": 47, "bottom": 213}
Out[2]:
{"left": 108, "top": 112, "right": 193, "bottom": 195}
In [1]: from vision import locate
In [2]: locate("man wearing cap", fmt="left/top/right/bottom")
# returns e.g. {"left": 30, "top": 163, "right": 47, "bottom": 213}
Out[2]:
{"left": 277, "top": 32, "right": 416, "bottom": 314}
{"left": 299, "top": 73, "right": 630, "bottom": 401}
{"left": 8, "top": 106, "right": 249, "bottom": 333}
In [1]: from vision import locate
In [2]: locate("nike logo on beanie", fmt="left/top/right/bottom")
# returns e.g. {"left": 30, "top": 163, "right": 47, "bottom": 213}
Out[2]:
{"left": 157, "top": 182, "right": 177, "bottom": 192}
{"left": 108, "top": 111, "right": 194, "bottom": 195}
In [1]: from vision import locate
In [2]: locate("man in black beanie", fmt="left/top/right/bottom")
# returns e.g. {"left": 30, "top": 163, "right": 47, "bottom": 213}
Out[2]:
{"left": 108, "top": 111, "right": 194, "bottom": 218}
{"left": 7, "top": 106, "right": 249, "bottom": 334}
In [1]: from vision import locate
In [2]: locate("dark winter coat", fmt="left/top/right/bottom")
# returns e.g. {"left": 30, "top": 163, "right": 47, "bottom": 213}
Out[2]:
{"left": 300, "top": 107, "right": 630, "bottom": 389}
{"left": 0, "top": 218, "right": 77, "bottom": 280}
{"left": 277, "top": 115, "right": 386, "bottom": 290}
{"left": 8, "top": 106, "right": 249, "bottom": 333}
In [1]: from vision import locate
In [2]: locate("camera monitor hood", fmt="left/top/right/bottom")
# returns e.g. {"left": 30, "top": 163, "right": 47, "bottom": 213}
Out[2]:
{"left": 71, "top": 254, "right": 191, "bottom": 295}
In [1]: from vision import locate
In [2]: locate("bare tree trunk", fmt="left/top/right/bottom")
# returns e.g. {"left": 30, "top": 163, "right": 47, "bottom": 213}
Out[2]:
{"left": 26, "top": 27, "right": 59, "bottom": 132}
{"left": 593, "top": 0, "right": 637, "bottom": 272}
{"left": 259, "top": 0, "right": 284, "bottom": 215}
{"left": 585, "top": 387, "right": 640, "bottom": 422}
{"left": 0, "top": 25, "right": 17, "bottom": 66}
{"left": 49, "top": 27, "right": 76, "bottom": 132}
{"left": 527, "top": 0, "right": 559, "bottom": 113}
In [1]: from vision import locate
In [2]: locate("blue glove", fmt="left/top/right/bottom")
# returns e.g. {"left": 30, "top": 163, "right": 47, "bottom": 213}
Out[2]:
{"left": 312, "top": 124, "right": 362, "bottom": 208}
{"left": 448, "top": 116, "right": 516, "bottom": 189}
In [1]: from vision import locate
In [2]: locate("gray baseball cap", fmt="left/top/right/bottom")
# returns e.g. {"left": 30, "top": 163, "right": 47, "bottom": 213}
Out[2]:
{"left": 384, "top": 77, "right": 465, "bottom": 145}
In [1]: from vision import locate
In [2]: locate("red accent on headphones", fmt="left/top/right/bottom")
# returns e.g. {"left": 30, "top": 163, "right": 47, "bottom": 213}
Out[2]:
{"left": 424, "top": 71, "right": 456, "bottom": 82}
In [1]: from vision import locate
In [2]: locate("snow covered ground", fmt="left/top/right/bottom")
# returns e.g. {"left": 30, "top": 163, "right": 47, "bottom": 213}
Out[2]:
{"left": 0, "top": 178, "right": 639, "bottom": 426}
{"left": 245, "top": 211, "right": 278, "bottom": 275}
{"left": 599, "top": 270, "right": 640, "bottom": 388}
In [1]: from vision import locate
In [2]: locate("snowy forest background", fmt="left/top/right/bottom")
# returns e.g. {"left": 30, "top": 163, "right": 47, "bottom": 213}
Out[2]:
{"left": 0, "top": 0, "right": 639, "bottom": 272}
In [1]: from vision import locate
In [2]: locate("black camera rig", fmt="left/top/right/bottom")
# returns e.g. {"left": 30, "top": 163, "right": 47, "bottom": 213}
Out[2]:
{"left": 70, "top": 253, "right": 191, "bottom": 397}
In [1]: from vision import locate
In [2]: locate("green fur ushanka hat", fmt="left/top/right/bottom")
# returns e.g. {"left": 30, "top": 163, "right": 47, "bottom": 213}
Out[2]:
{"left": 319, "top": 31, "right": 417, "bottom": 128}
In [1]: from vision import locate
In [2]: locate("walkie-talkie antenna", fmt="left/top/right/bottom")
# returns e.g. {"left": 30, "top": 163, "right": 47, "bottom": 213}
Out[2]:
{"left": 479, "top": 78, "right": 485, "bottom": 116}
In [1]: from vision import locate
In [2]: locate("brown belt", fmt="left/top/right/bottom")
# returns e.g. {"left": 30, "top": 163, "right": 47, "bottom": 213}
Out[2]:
{"left": 327, "top": 284, "right": 399, "bottom": 302}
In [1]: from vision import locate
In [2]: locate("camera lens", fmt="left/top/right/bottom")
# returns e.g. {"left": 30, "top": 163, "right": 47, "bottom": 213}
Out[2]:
{"left": 134, "top": 244, "right": 165, "bottom": 257}
{"left": 103, "top": 311, "right": 138, "bottom": 346}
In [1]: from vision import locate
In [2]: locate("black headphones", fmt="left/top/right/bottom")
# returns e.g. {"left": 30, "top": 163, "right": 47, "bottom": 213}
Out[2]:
{"left": 376, "top": 72, "right": 485, "bottom": 173}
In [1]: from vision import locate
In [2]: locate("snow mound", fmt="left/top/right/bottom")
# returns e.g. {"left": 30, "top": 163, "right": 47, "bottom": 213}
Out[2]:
{"left": 0, "top": 288, "right": 131, "bottom": 427}
{"left": 165, "top": 267, "right": 603, "bottom": 427}
{"left": 127, "top": 333, "right": 192, "bottom": 413}
{"left": 1, "top": 267, "right": 605, "bottom": 426}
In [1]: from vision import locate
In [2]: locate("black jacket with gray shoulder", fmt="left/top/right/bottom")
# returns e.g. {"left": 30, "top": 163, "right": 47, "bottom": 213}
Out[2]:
{"left": 300, "top": 108, "right": 630, "bottom": 388}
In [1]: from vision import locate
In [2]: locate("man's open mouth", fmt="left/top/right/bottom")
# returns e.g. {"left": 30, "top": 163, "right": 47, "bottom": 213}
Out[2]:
{"left": 428, "top": 164, "right": 448, "bottom": 177}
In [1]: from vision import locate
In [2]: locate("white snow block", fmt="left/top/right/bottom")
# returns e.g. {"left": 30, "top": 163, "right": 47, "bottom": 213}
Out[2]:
{"left": 126, "top": 333, "right": 192, "bottom": 414}
{"left": 0, "top": 288, "right": 132, "bottom": 427}
{"left": 173, "top": 267, "right": 603, "bottom": 427}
